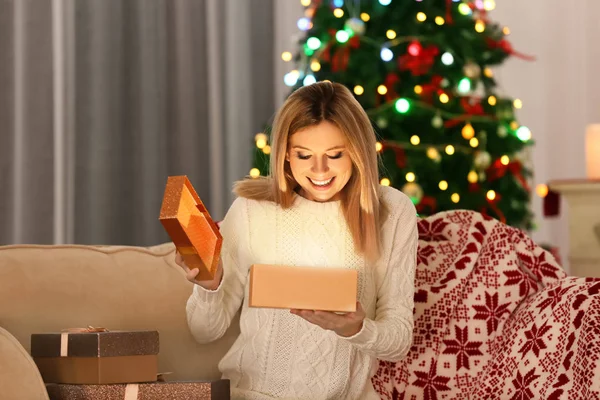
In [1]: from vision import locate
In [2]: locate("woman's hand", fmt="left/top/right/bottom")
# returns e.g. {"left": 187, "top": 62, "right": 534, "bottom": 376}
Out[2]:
{"left": 175, "top": 252, "right": 223, "bottom": 291}
{"left": 291, "top": 302, "right": 366, "bottom": 337}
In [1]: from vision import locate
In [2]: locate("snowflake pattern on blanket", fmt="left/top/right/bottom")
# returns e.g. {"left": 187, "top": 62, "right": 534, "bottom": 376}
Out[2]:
{"left": 372, "top": 210, "right": 600, "bottom": 400}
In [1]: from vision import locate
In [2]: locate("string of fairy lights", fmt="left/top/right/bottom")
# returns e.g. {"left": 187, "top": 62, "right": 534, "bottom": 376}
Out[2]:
{"left": 250, "top": 0, "right": 548, "bottom": 203}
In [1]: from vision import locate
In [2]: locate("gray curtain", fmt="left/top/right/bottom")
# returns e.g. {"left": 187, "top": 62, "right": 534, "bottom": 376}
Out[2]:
{"left": 0, "top": 0, "right": 274, "bottom": 246}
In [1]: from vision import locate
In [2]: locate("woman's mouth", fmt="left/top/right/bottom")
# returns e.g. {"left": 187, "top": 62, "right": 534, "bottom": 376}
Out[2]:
{"left": 308, "top": 177, "right": 335, "bottom": 190}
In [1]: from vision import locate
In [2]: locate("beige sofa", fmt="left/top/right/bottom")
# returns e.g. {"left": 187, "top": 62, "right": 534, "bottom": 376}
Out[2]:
{"left": 0, "top": 243, "right": 240, "bottom": 399}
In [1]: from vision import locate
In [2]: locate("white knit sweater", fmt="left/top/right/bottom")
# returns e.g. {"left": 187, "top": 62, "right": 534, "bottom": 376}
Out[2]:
{"left": 186, "top": 185, "right": 417, "bottom": 400}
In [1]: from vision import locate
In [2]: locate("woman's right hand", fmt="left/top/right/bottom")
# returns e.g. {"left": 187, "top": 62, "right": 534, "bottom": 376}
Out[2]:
{"left": 175, "top": 252, "right": 223, "bottom": 291}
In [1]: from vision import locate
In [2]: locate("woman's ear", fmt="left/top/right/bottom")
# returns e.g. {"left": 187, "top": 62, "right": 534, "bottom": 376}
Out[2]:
{"left": 285, "top": 151, "right": 290, "bottom": 162}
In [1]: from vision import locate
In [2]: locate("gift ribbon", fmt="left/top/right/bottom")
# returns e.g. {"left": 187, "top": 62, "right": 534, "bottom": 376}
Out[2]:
{"left": 487, "top": 159, "right": 530, "bottom": 191}
{"left": 445, "top": 0, "right": 454, "bottom": 24}
{"left": 60, "top": 326, "right": 108, "bottom": 357}
{"left": 124, "top": 384, "right": 139, "bottom": 400}
{"left": 485, "top": 37, "right": 535, "bottom": 61}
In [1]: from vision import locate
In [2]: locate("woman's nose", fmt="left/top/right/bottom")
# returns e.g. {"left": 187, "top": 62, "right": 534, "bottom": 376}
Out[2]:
{"left": 311, "top": 156, "right": 329, "bottom": 174}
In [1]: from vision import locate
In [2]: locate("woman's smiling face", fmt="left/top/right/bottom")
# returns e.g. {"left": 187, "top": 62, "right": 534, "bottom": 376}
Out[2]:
{"left": 286, "top": 120, "right": 353, "bottom": 202}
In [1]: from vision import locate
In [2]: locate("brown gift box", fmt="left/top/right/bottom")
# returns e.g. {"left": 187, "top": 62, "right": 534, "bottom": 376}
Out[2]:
{"left": 45, "top": 380, "right": 230, "bottom": 400}
{"left": 159, "top": 175, "right": 222, "bottom": 281}
{"left": 249, "top": 264, "right": 358, "bottom": 312}
{"left": 31, "top": 329, "right": 159, "bottom": 384}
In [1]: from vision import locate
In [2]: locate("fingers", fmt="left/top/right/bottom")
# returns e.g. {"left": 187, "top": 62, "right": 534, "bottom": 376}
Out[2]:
{"left": 186, "top": 268, "right": 200, "bottom": 282}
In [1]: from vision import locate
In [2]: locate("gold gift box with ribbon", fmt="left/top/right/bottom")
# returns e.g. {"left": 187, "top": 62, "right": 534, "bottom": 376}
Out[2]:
{"left": 30, "top": 327, "right": 159, "bottom": 385}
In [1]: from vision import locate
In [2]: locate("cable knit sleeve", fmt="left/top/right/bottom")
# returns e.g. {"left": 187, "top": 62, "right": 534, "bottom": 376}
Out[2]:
{"left": 185, "top": 196, "right": 249, "bottom": 344}
{"left": 339, "top": 193, "right": 417, "bottom": 362}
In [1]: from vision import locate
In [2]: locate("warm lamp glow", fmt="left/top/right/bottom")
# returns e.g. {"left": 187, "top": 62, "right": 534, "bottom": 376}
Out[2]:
{"left": 536, "top": 184, "right": 549, "bottom": 198}
{"left": 586, "top": 124, "right": 600, "bottom": 179}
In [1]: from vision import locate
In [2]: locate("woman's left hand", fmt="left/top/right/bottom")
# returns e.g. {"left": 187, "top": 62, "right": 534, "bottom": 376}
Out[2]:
{"left": 291, "top": 302, "right": 366, "bottom": 337}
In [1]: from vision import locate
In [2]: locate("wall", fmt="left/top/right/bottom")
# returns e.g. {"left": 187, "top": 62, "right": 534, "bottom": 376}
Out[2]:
{"left": 494, "top": 0, "right": 600, "bottom": 272}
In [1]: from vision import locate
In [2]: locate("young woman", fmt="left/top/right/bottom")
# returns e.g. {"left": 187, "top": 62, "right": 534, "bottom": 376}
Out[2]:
{"left": 177, "top": 81, "right": 417, "bottom": 400}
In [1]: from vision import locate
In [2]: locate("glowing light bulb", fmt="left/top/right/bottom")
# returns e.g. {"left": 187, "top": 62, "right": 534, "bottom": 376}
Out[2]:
{"left": 458, "top": 78, "right": 471, "bottom": 94}
{"left": 386, "top": 30, "right": 397, "bottom": 39}
{"left": 439, "top": 93, "right": 449, "bottom": 103}
{"left": 406, "top": 172, "right": 416, "bottom": 182}
{"left": 414, "top": 85, "right": 423, "bottom": 94}
{"left": 333, "top": 8, "right": 344, "bottom": 18}
{"left": 462, "top": 123, "right": 475, "bottom": 139}
{"left": 380, "top": 178, "right": 391, "bottom": 186}
{"left": 488, "top": 96, "right": 497, "bottom": 106}
{"left": 439, "top": 180, "right": 449, "bottom": 190}
{"left": 514, "top": 99, "right": 523, "bottom": 109}
{"left": 256, "top": 138, "right": 267, "bottom": 149}
{"left": 516, "top": 126, "right": 532, "bottom": 141}
{"left": 303, "top": 74, "right": 316, "bottom": 86}
{"left": 484, "top": 68, "right": 493, "bottom": 78}
{"left": 263, "top": 145, "right": 271, "bottom": 155}
{"left": 255, "top": 133, "right": 267, "bottom": 142}
{"left": 395, "top": 98, "right": 410, "bottom": 113}
{"left": 435, "top": 16, "right": 445, "bottom": 25}
{"left": 500, "top": 155, "right": 510, "bottom": 165}
{"left": 300, "top": 0, "right": 311, "bottom": 6}
{"left": 451, "top": 193, "right": 460, "bottom": 203}
{"left": 458, "top": 3, "right": 472, "bottom": 15}
{"left": 470, "top": 137, "right": 479, "bottom": 147}
{"left": 475, "top": 20, "right": 485, "bottom": 33}
{"left": 379, "top": 0, "right": 392, "bottom": 5}
{"left": 445, "top": 145, "right": 455, "bottom": 155}
{"left": 354, "top": 85, "right": 364, "bottom": 95}
{"left": 360, "top": 13, "right": 370, "bottom": 21}
{"left": 441, "top": 52, "right": 454, "bottom": 65}
{"left": 310, "top": 60, "right": 321, "bottom": 71}
{"left": 376, "top": 142, "right": 383, "bottom": 152}
{"left": 410, "top": 135, "right": 420, "bottom": 145}
{"left": 307, "top": 37, "right": 321, "bottom": 50}
{"left": 408, "top": 41, "right": 422, "bottom": 56}
{"left": 250, "top": 168, "right": 260, "bottom": 178}
{"left": 284, "top": 71, "right": 299, "bottom": 86}
{"left": 536, "top": 184, "right": 549, "bottom": 198}
{"left": 336, "top": 30, "right": 349, "bottom": 43}
{"left": 281, "top": 52, "right": 292, "bottom": 62}
{"left": 297, "top": 17, "right": 311, "bottom": 31}
{"left": 468, "top": 170, "right": 478, "bottom": 183}
{"left": 377, "top": 85, "right": 388, "bottom": 95}
{"left": 333, "top": 0, "right": 344, "bottom": 6}
{"left": 427, "top": 147, "right": 440, "bottom": 159}
{"left": 416, "top": 12, "right": 427, "bottom": 22}
{"left": 503, "top": 27, "right": 511, "bottom": 35}
{"left": 487, "top": 190, "right": 496, "bottom": 201}
{"left": 484, "top": 0, "right": 496, "bottom": 10}
{"left": 510, "top": 121, "right": 519, "bottom": 130}
{"left": 380, "top": 47, "right": 394, "bottom": 62}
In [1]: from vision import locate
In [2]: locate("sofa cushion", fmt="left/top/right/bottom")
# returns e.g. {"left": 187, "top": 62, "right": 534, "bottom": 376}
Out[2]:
{"left": 0, "top": 243, "right": 239, "bottom": 381}
{"left": 0, "top": 326, "right": 49, "bottom": 400}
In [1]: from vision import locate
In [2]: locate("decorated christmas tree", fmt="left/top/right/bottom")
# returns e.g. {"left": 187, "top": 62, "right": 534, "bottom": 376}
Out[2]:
{"left": 251, "top": 0, "right": 535, "bottom": 230}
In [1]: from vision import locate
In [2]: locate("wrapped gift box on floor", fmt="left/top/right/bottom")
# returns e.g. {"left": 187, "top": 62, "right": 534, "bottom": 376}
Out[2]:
{"left": 31, "top": 327, "right": 159, "bottom": 384}
{"left": 45, "top": 380, "right": 230, "bottom": 400}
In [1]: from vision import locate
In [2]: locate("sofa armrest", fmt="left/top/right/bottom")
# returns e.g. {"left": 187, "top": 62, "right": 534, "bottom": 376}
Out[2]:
{"left": 473, "top": 277, "right": 600, "bottom": 399}
{"left": 0, "top": 326, "right": 49, "bottom": 400}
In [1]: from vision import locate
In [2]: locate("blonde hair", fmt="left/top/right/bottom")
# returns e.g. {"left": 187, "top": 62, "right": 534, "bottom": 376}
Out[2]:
{"left": 234, "top": 81, "right": 383, "bottom": 262}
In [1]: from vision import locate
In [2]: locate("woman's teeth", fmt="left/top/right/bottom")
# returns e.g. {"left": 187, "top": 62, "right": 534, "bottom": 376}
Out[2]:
{"left": 310, "top": 177, "right": 333, "bottom": 186}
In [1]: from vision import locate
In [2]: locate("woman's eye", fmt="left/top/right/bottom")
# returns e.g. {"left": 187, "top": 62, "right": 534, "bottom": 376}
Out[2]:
{"left": 296, "top": 153, "right": 311, "bottom": 160}
{"left": 328, "top": 152, "right": 343, "bottom": 159}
